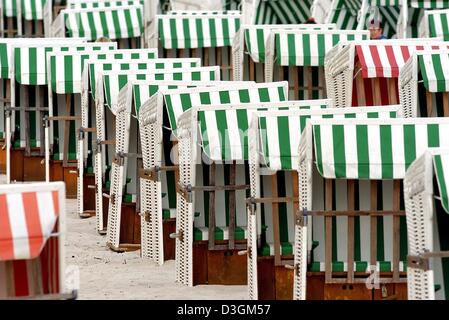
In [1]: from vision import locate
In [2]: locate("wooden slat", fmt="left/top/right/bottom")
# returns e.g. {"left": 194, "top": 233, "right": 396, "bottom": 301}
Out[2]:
{"left": 426, "top": 91, "right": 433, "bottom": 117}
{"left": 293, "top": 66, "right": 299, "bottom": 100}
{"left": 373, "top": 78, "right": 381, "bottom": 106}
{"left": 443, "top": 92, "right": 449, "bottom": 117}
{"left": 307, "top": 66, "right": 313, "bottom": 100}
{"left": 37, "top": 85, "right": 45, "bottom": 156}
{"left": 24, "top": 85, "right": 31, "bottom": 156}
{"left": 355, "top": 69, "right": 366, "bottom": 106}
{"left": 63, "top": 94, "right": 72, "bottom": 167}
{"left": 228, "top": 162, "right": 236, "bottom": 250}
{"left": 392, "top": 180, "right": 401, "bottom": 282}
{"left": 228, "top": 47, "right": 233, "bottom": 81}
{"left": 25, "top": 21, "right": 32, "bottom": 37}
{"left": 388, "top": 78, "right": 398, "bottom": 105}
{"left": 203, "top": 48, "right": 210, "bottom": 66}
{"left": 208, "top": 162, "right": 216, "bottom": 250}
{"left": 320, "top": 67, "right": 326, "bottom": 97}
{"left": 370, "top": 180, "right": 378, "bottom": 269}
{"left": 347, "top": 180, "right": 355, "bottom": 283}
{"left": 325, "top": 179, "right": 333, "bottom": 283}
{"left": 249, "top": 58, "right": 255, "bottom": 82}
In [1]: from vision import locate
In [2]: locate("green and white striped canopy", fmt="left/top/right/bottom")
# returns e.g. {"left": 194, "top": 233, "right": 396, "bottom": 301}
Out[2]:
{"left": 369, "top": 0, "right": 402, "bottom": 4}
{"left": 259, "top": 106, "right": 400, "bottom": 171}
{"left": 433, "top": 152, "right": 449, "bottom": 213}
{"left": 14, "top": 42, "right": 116, "bottom": 85}
{"left": 417, "top": 51, "right": 449, "bottom": 92}
{"left": 88, "top": 57, "right": 199, "bottom": 98}
{"left": 243, "top": 24, "right": 336, "bottom": 63}
{"left": 63, "top": 5, "right": 144, "bottom": 40}
{"left": 102, "top": 67, "right": 219, "bottom": 109}
{"left": 410, "top": 0, "right": 449, "bottom": 8}
{"left": 311, "top": 118, "right": 449, "bottom": 180}
{"left": 426, "top": 9, "right": 449, "bottom": 40}
{"left": 198, "top": 101, "right": 331, "bottom": 162}
{"left": 2, "top": 0, "right": 18, "bottom": 17}
{"left": 273, "top": 30, "right": 369, "bottom": 66}
{"left": 254, "top": 0, "right": 312, "bottom": 25}
{"left": 67, "top": 0, "right": 144, "bottom": 9}
{"left": 167, "top": 10, "right": 241, "bottom": 15}
{"left": 328, "top": 0, "right": 361, "bottom": 30}
{"left": 164, "top": 82, "right": 288, "bottom": 133}
{"left": 0, "top": 38, "right": 87, "bottom": 79}
{"left": 361, "top": 1, "right": 401, "bottom": 38}
{"left": 20, "top": 0, "right": 46, "bottom": 20}
{"left": 157, "top": 13, "right": 241, "bottom": 49}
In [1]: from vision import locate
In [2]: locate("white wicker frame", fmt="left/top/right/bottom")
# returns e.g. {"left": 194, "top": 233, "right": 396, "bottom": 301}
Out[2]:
{"left": 404, "top": 148, "right": 449, "bottom": 300}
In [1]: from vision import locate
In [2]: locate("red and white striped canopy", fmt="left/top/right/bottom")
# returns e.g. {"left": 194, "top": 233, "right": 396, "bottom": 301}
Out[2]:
{"left": 356, "top": 43, "right": 449, "bottom": 78}
{"left": 0, "top": 188, "right": 60, "bottom": 261}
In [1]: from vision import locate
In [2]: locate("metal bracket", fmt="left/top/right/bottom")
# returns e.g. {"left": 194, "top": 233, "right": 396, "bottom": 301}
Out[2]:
{"left": 295, "top": 207, "right": 308, "bottom": 227}
{"left": 143, "top": 211, "right": 151, "bottom": 222}
{"left": 246, "top": 197, "right": 257, "bottom": 215}
{"left": 177, "top": 183, "right": 193, "bottom": 203}
{"left": 43, "top": 115, "right": 49, "bottom": 128}
{"left": 139, "top": 167, "right": 160, "bottom": 182}
{"left": 113, "top": 153, "right": 125, "bottom": 166}
{"left": 407, "top": 255, "right": 430, "bottom": 271}
{"left": 285, "top": 263, "right": 300, "bottom": 277}
{"left": 78, "top": 127, "right": 85, "bottom": 140}
{"left": 170, "top": 230, "right": 184, "bottom": 242}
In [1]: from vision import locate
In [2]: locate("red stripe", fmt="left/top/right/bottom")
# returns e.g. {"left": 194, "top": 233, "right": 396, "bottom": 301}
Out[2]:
{"left": 355, "top": 45, "right": 369, "bottom": 78}
{"left": 0, "top": 195, "right": 14, "bottom": 260}
{"left": 52, "top": 191, "right": 59, "bottom": 216}
{"left": 351, "top": 77, "right": 359, "bottom": 107}
{"left": 394, "top": 80, "right": 400, "bottom": 103}
{"left": 364, "top": 78, "right": 374, "bottom": 106}
{"left": 401, "top": 46, "right": 411, "bottom": 63}
{"left": 12, "top": 260, "right": 29, "bottom": 297}
{"left": 369, "top": 45, "right": 383, "bottom": 78}
{"left": 379, "top": 78, "right": 390, "bottom": 105}
{"left": 22, "top": 193, "right": 44, "bottom": 259}
{"left": 385, "top": 46, "right": 399, "bottom": 78}
{"left": 40, "top": 241, "right": 50, "bottom": 294}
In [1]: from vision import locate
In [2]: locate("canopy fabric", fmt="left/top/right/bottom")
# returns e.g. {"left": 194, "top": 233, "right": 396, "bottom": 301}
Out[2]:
{"left": 275, "top": 30, "right": 368, "bottom": 66}
{"left": 426, "top": 10, "right": 449, "bottom": 40}
{"left": 86, "top": 49, "right": 160, "bottom": 97}
{"left": 418, "top": 51, "right": 449, "bottom": 92}
{"left": 410, "top": 0, "right": 449, "bottom": 8}
{"left": 355, "top": 43, "right": 449, "bottom": 78}
{"left": 68, "top": 0, "right": 144, "bottom": 9}
{"left": 369, "top": 0, "right": 402, "bottom": 5}
{"left": 13, "top": 43, "right": 115, "bottom": 85}
{"left": 0, "top": 188, "right": 60, "bottom": 261}
{"left": 132, "top": 82, "right": 190, "bottom": 114}
{"left": 243, "top": 24, "right": 335, "bottom": 63}
{"left": 328, "top": 0, "right": 361, "bottom": 30}
{"left": 0, "top": 38, "right": 87, "bottom": 80}
{"left": 2, "top": 0, "right": 18, "bottom": 17}
{"left": 259, "top": 107, "right": 399, "bottom": 171}
{"left": 63, "top": 5, "right": 144, "bottom": 40}
{"left": 199, "top": 103, "right": 329, "bottom": 162}
{"left": 224, "top": 0, "right": 241, "bottom": 10}
{"left": 433, "top": 153, "right": 449, "bottom": 212}
{"left": 360, "top": 4, "right": 401, "bottom": 38}
{"left": 157, "top": 13, "right": 241, "bottom": 49}
{"left": 164, "top": 82, "right": 288, "bottom": 133}
{"left": 20, "top": 0, "right": 46, "bottom": 20}
{"left": 254, "top": 0, "right": 312, "bottom": 25}
{"left": 312, "top": 118, "right": 449, "bottom": 180}
{"left": 102, "top": 67, "right": 218, "bottom": 108}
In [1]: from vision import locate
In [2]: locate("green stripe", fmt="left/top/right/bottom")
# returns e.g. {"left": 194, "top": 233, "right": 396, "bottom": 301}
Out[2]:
{"left": 124, "top": 9, "right": 135, "bottom": 38}
{"left": 427, "top": 123, "right": 440, "bottom": 148}
{"left": 277, "top": 117, "right": 292, "bottom": 169}
{"left": 196, "top": 18, "right": 204, "bottom": 48}
{"left": 222, "top": 17, "right": 230, "bottom": 47}
{"left": 64, "top": 55, "right": 74, "bottom": 93}
{"left": 29, "top": 48, "right": 37, "bottom": 84}
{"left": 182, "top": 18, "right": 191, "bottom": 48}
{"left": 215, "top": 110, "right": 229, "bottom": 160}
{"left": 403, "top": 125, "right": 416, "bottom": 168}
{"left": 315, "top": 125, "right": 324, "bottom": 176}
{"left": 356, "top": 125, "right": 370, "bottom": 179}
{"left": 99, "top": 11, "right": 109, "bottom": 39}
{"left": 112, "top": 10, "right": 122, "bottom": 39}
{"left": 15, "top": 48, "right": 21, "bottom": 84}
{"left": 435, "top": 155, "right": 449, "bottom": 213}
{"left": 236, "top": 109, "right": 249, "bottom": 160}
{"left": 288, "top": 33, "right": 297, "bottom": 66}
{"left": 198, "top": 111, "right": 209, "bottom": 159}
{"left": 332, "top": 125, "right": 346, "bottom": 178}
{"left": 379, "top": 125, "right": 393, "bottom": 179}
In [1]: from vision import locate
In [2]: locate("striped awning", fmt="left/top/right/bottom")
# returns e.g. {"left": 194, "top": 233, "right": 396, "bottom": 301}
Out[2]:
{"left": 410, "top": 0, "right": 449, "bottom": 8}
{"left": 418, "top": 51, "right": 449, "bottom": 92}
{"left": 355, "top": 42, "right": 449, "bottom": 78}
{"left": 0, "top": 38, "right": 88, "bottom": 79}
{"left": 14, "top": 43, "right": 116, "bottom": 86}
{"left": 164, "top": 82, "right": 288, "bottom": 133}
{"left": 20, "top": 0, "right": 46, "bottom": 20}
{"left": 254, "top": 0, "right": 312, "bottom": 25}
{"left": 132, "top": 82, "right": 187, "bottom": 115}
{"left": 102, "top": 67, "right": 219, "bottom": 110}
{"left": 433, "top": 152, "right": 449, "bottom": 213}
{"left": 88, "top": 57, "right": 199, "bottom": 99}
{"left": 243, "top": 24, "right": 336, "bottom": 63}
{"left": 0, "top": 183, "right": 61, "bottom": 261}
{"left": 259, "top": 106, "right": 400, "bottom": 171}
{"left": 67, "top": 0, "right": 144, "bottom": 9}
{"left": 360, "top": 3, "right": 401, "bottom": 38}
{"left": 426, "top": 9, "right": 449, "bottom": 40}
{"left": 157, "top": 13, "right": 241, "bottom": 49}
{"left": 167, "top": 10, "right": 241, "bottom": 15}
{"left": 311, "top": 118, "right": 449, "bottom": 180}
{"left": 274, "top": 30, "right": 369, "bottom": 66}
{"left": 63, "top": 5, "right": 144, "bottom": 41}
{"left": 328, "top": 0, "right": 361, "bottom": 30}
{"left": 199, "top": 102, "right": 330, "bottom": 162}
{"left": 2, "top": 0, "right": 18, "bottom": 17}
{"left": 369, "top": 0, "right": 402, "bottom": 4}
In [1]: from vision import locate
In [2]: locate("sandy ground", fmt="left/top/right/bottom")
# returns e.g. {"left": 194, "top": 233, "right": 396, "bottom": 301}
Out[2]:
{"left": 1, "top": 175, "right": 247, "bottom": 300}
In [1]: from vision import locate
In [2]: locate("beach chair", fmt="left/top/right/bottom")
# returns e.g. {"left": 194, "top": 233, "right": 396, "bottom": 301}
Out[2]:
{"left": 294, "top": 117, "right": 449, "bottom": 300}
{"left": 326, "top": 0, "right": 362, "bottom": 30}
{"left": 232, "top": 24, "right": 336, "bottom": 82}
{"left": 1, "top": 0, "right": 22, "bottom": 37}
{"left": 5, "top": 40, "right": 113, "bottom": 185}
{"left": 325, "top": 39, "right": 448, "bottom": 109}
{"left": 419, "top": 9, "right": 449, "bottom": 39}
{"left": 399, "top": 50, "right": 449, "bottom": 118}
{"left": 265, "top": 29, "right": 369, "bottom": 99}
{"left": 358, "top": 0, "right": 406, "bottom": 38}
{"left": 0, "top": 181, "right": 71, "bottom": 299}
{"left": 242, "top": 0, "right": 313, "bottom": 25}
{"left": 402, "top": 0, "right": 449, "bottom": 38}
{"left": 246, "top": 105, "right": 401, "bottom": 300}
{"left": 404, "top": 148, "right": 449, "bottom": 300}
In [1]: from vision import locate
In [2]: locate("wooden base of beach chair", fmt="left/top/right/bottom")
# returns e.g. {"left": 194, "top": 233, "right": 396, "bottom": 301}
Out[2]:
{"left": 257, "top": 256, "right": 294, "bottom": 300}
{"left": 9, "top": 148, "right": 25, "bottom": 181}
{"left": 306, "top": 273, "right": 408, "bottom": 300}
{"left": 23, "top": 154, "right": 45, "bottom": 181}
{"left": 192, "top": 241, "right": 247, "bottom": 286}
{"left": 81, "top": 173, "right": 96, "bottom": 217}
{"left": 104, "top": 202, "right": 141, "bottom": 251}
{"left": 163, "top": 219, "right": 176, "bottom": 261}
{"left": 50, "top": 160, "right": 78, "bottom": 199}
{"left": 0, "top": 141, "right": 6, "bottom": 173}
